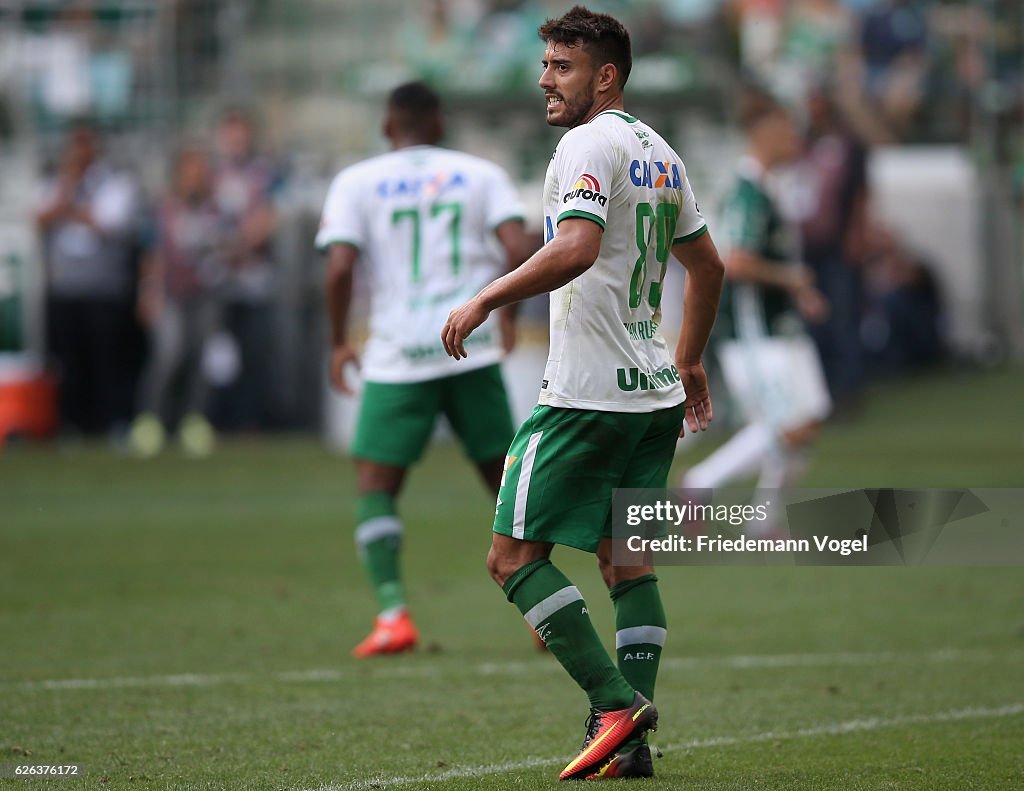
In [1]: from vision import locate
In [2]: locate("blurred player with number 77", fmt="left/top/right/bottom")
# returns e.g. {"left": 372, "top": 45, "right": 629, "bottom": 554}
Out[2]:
{"left": 317, "top": 82, "right": 534, "bottom": 658}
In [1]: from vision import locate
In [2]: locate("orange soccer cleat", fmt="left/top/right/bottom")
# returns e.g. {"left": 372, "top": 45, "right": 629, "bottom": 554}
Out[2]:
{"left": 559, "top": 692, "right": 658, "bottom": 781}
{"left": 351, "top": 611, "right": 419, "bottom": 658}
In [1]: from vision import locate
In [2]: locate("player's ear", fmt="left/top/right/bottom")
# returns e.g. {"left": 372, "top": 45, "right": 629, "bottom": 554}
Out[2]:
{"left": 596, "top": 63, "right": 618, "bottom": 94}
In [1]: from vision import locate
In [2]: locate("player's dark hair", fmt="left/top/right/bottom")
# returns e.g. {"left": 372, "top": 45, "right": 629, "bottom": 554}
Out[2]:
{"left": 386, "top": 81, "right": 442, "bottom": 137}
{"left": 538, "top": 5, "right": 632, "bottom": 88}
{"left": 388, "top": 81, "right": 441, "bottom": 117}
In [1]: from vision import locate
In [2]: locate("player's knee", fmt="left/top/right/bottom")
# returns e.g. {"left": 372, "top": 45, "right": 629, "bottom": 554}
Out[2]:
{"left": 355, "top": 460, "right": 405, "bottom": 496}
{"left": 486, "top": 544, "right": 511, "bottom": 586}
{"left": 486, "top": 541, "right": 538, "bottom": 587}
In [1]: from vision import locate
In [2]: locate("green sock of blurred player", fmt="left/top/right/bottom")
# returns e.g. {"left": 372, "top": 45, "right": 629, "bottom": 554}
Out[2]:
{"left": 504, "top": 559, "right": 635, "bottom": 711}
{"left": 355, "top": 492, "right": 405, "bottom": 614}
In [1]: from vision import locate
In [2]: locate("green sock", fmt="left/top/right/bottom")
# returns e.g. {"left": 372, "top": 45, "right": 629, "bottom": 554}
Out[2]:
{"left": 355, "top": 492, "right": 404, "bottom": 614}
{"left": 610, "top": 574, "right": 666, "bottom": 702}
{"left": 504, "top": 559, "right": 635, "bottom": 711}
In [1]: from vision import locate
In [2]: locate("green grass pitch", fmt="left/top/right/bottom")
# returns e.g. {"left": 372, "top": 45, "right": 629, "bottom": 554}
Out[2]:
{"left": 2, "top": 367, "right": 1023, "bottom": 790}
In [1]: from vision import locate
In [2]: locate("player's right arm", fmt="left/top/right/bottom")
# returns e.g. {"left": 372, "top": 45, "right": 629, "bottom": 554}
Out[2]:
{"left": 725, "top": 248, "right": 816, "bottom": 296}
{"left": 726, "top": 250, "right": 828, "bottom": 324}
{"left": 722, "top": 187, "right": 827, "bottom": 323}
{"left": 317, "top": 167, "right": 366, "bottom": 394}
{"left": 324, "top": 243, "right": 359, "bottom": 395}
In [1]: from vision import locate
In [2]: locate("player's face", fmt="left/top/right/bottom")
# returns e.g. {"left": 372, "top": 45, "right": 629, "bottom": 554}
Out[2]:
{"left": 539, "top": 40, "right": 598, "bottom": 128}
{"left": 756, "top": 111, "right": 800, "bottom": 165}
{"left": 770, "top": 112, "right": 801, "bottom": 163}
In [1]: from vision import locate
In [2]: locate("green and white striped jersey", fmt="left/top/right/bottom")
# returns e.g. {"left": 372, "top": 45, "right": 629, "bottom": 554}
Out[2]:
{"left": 717, "top": 156, "right": 799, "bottom": 341}
{"left": 317, "top": 145, "right": 524, "bottom": 383}
{"left": 539, "top": 110, "right": 706, "bottom": 412}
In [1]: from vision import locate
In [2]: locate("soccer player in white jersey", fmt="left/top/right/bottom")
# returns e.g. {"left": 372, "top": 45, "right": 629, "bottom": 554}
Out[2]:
{"left": 441, "top": 7, "right": 724, "bottom": 780}
{"left": 317, "top": 82, "right": 532, "bottom": 658}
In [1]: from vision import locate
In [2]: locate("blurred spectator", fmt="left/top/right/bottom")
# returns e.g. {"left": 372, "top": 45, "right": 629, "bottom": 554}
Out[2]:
{"left": 777, "top": 0, "right": 856, "bottom": 100}
{"left": 796, "top": 84, "right": 869, "bottom": 409}
{"left": 210, "top": 108, "right": 282, "bottom": 431}
{"left": 861, "top": 228, "right": 945, "bottom": 373}
{"left": 398, "top": 0, "right": 479, "bottom": 83}
{"left": 131, "top": 146, "right": 226, "bottom": 458}
{"left": 857, "top": 0, "right": 928, "bottom": 139}
{"left": 631, "top": 2, "right": 674, "bottom": 54}
{"left": 661, "top": 0, "right": 725, "bottom": 28}
{"left": 34, "top": 121, "right": 142, "bottom": 437}
{"left": 734, "top": 0, "right": 786, "bottom": 75}
{"left": 784, "top": 0, "right": 852, "bottom": 68}
{"left": 20, "top": 1, "right": 134, "bottom": 128}
{"left": 27, "top": 2, "right": 94, "bottom": 122}
{"left": 929, "top": 2, "right": 993, "bottom": 140}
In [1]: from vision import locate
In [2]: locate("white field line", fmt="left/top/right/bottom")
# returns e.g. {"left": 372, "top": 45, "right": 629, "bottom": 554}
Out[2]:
{"left": 7, "top": 647, "right": 1020, "bottom": 692}
{"left": 317, "top": 703, "right": 1024, "bottom": 791}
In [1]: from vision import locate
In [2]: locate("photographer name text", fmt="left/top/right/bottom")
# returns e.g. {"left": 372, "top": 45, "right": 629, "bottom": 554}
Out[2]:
{"left": 626, "top": 534, "right": 868, "bottom": 556}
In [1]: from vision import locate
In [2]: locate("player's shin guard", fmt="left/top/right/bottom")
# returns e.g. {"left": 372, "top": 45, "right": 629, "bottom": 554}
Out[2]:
{"left": 503, "top": 559, "right": 635, "bottom": 711}
{"left": 610, "top": 574, "right": 666, "bottom": 702}
{"left": 355, "top": 492, "right": 405, "bottom": 614}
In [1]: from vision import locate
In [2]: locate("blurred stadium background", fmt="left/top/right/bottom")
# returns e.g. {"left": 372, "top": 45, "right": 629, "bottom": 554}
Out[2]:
{"left": 1, "top": 2, "right": 1023, "bottom": 789}
{"left": 0, "top": 0, "right": 1022, "bottom": 443}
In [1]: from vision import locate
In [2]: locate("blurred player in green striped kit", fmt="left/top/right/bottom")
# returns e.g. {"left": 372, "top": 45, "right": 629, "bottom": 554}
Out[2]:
{"left": 442, "top": 6, "right": 724, "bottom": 780}
{"left": 681, "top": 93, "right": 831, "bottom": 532}
{"left": 317, "top": 82, "right": 533, "bottom": 658}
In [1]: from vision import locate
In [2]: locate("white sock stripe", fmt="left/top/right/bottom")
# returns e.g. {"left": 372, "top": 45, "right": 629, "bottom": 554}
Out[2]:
{"left": 512, "top": 431, "right": 543, "bottom": 540}
{"left": 522, "top": 585, "right": 583, "bottom": 629}
{"left": 355, "top": 516, "right": 402, "bottom": 547}
{"left": 616, "top": 626, "right": 667, "bottom": 649}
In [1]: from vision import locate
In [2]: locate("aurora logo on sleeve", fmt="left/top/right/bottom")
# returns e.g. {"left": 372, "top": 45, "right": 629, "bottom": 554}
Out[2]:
{"left": 562, "top": 173, "right": 607, "bottom": 206}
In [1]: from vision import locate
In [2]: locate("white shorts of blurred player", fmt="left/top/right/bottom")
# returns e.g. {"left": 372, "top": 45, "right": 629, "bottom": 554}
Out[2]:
{"left": 717, "top": 334, "right": 832, "bottom": 434}
{"left": 681, "top": 335, "right": 831, "bottom": 537}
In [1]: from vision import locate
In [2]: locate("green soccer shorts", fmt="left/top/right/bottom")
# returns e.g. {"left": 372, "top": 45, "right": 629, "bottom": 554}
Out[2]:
{"left": 492, "top": 402, "right": 686, "bottom": 553}
{"left": 352, "top": 363, "right": 515, "bottom": 467}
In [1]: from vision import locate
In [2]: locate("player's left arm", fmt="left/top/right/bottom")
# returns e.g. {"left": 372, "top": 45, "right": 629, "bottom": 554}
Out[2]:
{"left": 671, "top": 230, "right": 725, "bottom": 435}
{"left": 442, "top": 217, "right": 601, "bottom": 360}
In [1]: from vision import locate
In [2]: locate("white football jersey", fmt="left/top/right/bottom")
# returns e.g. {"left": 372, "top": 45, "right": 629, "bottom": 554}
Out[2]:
{"left": 317, "top": 145, "right": 524, "bottom": 383}
{"left": 539, "top": 110, "right": 707, "bottom": 412}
